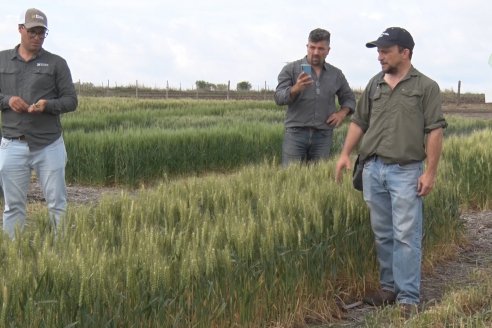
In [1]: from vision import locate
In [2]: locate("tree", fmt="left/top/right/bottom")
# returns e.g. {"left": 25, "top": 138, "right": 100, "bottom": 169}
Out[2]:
{"left": 236, "top": 81, "right": 252, "bottom": 91}
{"left": 195, "top": 80, "right": 216, "bottom": 91}
{"left": 215, "top": 84, "right": 228, "bottom": 91}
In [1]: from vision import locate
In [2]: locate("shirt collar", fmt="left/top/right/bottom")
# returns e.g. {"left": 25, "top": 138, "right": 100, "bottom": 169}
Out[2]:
{"left": 377, "top": 65, "right": 419, "bottom": 86}
{"left": 12, "top": 44, "right": 44, "bottom": 61}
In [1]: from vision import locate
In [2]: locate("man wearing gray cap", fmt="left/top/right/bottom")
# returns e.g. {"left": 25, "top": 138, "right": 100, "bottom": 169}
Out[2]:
{"left": 0, "top": 8, "right": 78, "bottom": 238}
{"left": 335, "top": 27, "right": 447, "bottom": 317}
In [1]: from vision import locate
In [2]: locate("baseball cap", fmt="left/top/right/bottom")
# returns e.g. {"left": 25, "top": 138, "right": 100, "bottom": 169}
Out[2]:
{"left": 19, "top": 8, "right": 48, "bottom": 29}
{"left": 366, "top": 27, "right": 414, "bottom": 50}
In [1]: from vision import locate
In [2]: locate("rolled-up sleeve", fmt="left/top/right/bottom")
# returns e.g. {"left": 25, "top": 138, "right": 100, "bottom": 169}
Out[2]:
{"left": 423, "top": 81, "right": 447, "bottom": 133}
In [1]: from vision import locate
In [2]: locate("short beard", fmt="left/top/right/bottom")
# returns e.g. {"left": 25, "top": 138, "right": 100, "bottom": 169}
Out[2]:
{"left": 310, "top": 56, "right": 325, "bottom": 67}
{"left": 383, "top": 65, "right": 397, "bottom": 74}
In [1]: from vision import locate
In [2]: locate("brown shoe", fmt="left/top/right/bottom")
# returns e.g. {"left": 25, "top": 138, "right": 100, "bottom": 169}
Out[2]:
{"left": 400, "top": 303, "right": 418, "bottom": 318}
{"left": 363, "top": 289, "right": 396, "bottom": 306}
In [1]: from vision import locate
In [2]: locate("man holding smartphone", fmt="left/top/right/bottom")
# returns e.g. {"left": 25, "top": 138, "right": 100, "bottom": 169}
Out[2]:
{"left": 274, "top": 28, "right": 355, "bottom": 166}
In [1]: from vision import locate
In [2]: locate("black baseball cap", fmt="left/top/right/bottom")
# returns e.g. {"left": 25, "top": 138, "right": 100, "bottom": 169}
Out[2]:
{"left": 366, "top": 27, "right": 414, "bottom": 50}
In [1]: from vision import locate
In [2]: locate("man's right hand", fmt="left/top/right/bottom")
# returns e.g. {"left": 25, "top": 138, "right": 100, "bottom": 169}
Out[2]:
{"left": 290, "top": 72, "right": 313, "bottom": 98}
{"left": 334, "top": 122, "right": 364, "bottom": 183}
{"left": 8, "top": 96, "right": 30, "bottom": 113}
{"left": 335, "top": 154, "right": 352, "bottom": 183}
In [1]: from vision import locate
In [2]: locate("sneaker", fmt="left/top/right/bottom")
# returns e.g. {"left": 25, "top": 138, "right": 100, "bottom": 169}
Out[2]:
{"left": 363, "top": 289, "right": 396, "bottom": 306}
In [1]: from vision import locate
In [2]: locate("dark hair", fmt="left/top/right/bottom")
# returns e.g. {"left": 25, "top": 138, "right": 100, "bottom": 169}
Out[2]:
{"left": 308, "top": 28, "right": 331, "bottom": 45}
{"left": 398, "top": 46, "right": 413, "bottom": 59}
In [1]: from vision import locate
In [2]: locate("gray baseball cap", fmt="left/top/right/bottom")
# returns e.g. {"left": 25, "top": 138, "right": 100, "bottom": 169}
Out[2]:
{"left": 19, "top": 8, "right": 48, "bottom": 29}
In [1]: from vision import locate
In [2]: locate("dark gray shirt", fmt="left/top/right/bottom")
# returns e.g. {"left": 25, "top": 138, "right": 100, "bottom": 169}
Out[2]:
{"left": 0, "top": 45, "right": 78, "bottom": 151}
{"left": 274, "top": 57, "right": 355, "bottom": 130}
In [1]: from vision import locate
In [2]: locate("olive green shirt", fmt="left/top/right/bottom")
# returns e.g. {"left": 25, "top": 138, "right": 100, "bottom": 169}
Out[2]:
{"left": 352, "top": 66, "right": 447, "bottom": 164}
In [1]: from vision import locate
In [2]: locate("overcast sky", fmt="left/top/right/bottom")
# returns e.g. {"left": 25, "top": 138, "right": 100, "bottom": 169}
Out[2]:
{"left": 1, "top": 0, "right": 491, "bottom": 93}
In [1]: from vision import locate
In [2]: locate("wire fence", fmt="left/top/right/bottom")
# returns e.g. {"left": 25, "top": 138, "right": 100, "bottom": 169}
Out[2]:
{"left": 75, "top": 82, "right": 485, "bottom": 104}
{"left": 77, "top": 86, "right": 276, "bottom": 101}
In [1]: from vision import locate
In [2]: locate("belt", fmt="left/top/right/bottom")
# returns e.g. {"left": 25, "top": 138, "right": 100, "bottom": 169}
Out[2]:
{"left": 366, "top": 154, "right": 420, "bottom": 166}
{"left": 4, "top": 135, "right": 26, "bottom": 141}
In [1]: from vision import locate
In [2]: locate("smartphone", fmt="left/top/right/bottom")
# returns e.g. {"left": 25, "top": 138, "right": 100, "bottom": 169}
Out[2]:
{"left": 301, "top": 64, "right": 312, "bottom": 75}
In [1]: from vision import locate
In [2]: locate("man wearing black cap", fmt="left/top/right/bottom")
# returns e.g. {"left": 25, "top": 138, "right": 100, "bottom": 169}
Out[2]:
{"left": 0, "top": 8, "right": 78, "bottom": 238}
{"left": 335, "top": 27, "right": 447, "bottom": 316}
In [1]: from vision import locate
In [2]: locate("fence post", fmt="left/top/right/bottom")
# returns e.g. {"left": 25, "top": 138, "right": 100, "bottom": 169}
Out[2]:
{"left": 227, "top": 80, "right": 230, "bottom": 100}
{"left": 166, "top": 80, "right": 169, "bottom": 99}
{"left": 457, "top": 80, "right": 461, "bottom": 105}
{"left": 136, "top": 80, "right": 139, "bottom": 98}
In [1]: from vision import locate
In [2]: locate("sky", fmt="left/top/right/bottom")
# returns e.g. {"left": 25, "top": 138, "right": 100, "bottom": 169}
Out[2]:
{"left": 1, "top": 0, "right": 492, "bottom": 94}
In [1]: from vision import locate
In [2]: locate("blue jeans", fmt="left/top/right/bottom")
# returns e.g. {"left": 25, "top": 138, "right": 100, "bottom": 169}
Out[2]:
{"left": 0, "top": 136, "right": 68, "bottom": 238}
{"left": 282, "top": 127, "right": 333, "bottom": 166}
{"left": 362, "top": 156, "right": 423, "bottom": 305}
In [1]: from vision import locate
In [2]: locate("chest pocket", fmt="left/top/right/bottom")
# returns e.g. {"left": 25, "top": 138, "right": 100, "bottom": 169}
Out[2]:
{"left": 370, "top": 86, "right": 386, "bottom": 114}
{"left": 32, "top": 66, "right": 55, "bottom": 77}
{"left": 400, "top": 88, "right": 423, "bottom": 114}
{"left": 31, "top": 65, "right": 55, "bottom": 91}
{"left": 0, "top": 68, "right": 19, "bottom": 89}
{"left": 0, "top": 68, "right": 18, "bottom": 74}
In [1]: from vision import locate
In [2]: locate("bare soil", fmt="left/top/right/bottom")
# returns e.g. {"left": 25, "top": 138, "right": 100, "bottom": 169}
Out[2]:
{"left": 443, "top": 103, "right": 492, "bottom": 118}
{"left": 27, "top": 182, "right": 122, "bottom": 205}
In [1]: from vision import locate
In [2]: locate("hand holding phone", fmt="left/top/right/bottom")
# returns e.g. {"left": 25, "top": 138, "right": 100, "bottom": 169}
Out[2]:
{"left": 301, "top": 64, "right": 312, "bottom": 75}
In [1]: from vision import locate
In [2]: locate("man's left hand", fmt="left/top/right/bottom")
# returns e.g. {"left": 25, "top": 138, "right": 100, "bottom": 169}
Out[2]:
{"left": 326, "top": 109, "right": 348, "bottom": 127}
{"left": 28, "top": 99, "right": 47, "bottom": 113}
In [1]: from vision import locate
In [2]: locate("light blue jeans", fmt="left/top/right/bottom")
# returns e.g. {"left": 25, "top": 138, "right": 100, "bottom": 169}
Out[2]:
{"left": 0, "top": 136, "right": 67, "bottom": 238}
{"left": 362, "top": 156, "right": 423, "bottom": 305}
{"left": 282, "top": 127, "right": 333, "bottom": 166}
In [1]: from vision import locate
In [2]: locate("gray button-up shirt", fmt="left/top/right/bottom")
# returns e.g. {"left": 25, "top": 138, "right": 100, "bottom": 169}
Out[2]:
{"left": 0, "top": 45, "right": 78, "bottom": 151}
{"left": 274, "top": 57, "right": 355, "bottom": 130}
